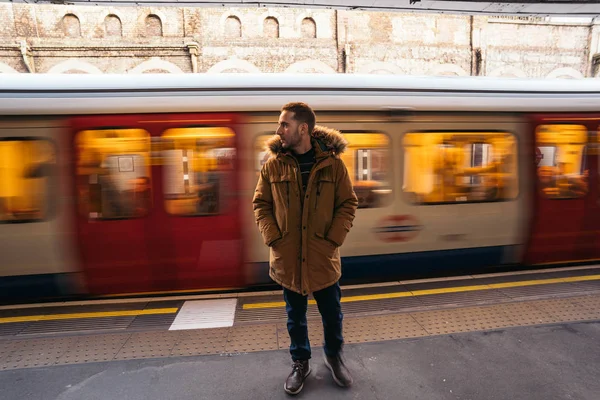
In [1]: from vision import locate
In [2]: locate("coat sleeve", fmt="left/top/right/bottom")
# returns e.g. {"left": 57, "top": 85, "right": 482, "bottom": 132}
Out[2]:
{"left": 253, "top": 164, "right": 282, "bottom": 247}
{"left": 326, "top": 159, "right": 359, "bottom": 247}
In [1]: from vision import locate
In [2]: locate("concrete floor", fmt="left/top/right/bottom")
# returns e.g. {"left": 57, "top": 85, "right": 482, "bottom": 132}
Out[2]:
{"left": 1, "top": 321, "right": 599, "bottom": 400}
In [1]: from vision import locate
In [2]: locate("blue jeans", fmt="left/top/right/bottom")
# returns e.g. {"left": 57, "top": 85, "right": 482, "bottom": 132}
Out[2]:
{"left": 283, "top": 282, "right": 344, "bottom": 361}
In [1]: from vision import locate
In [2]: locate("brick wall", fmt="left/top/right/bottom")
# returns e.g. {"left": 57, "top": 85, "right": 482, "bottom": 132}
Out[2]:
{"left": 0, "top": 4, "right": 596, "bottom": 78}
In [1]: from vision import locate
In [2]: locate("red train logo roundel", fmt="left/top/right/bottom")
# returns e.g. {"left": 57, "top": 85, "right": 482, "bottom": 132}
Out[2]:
{"left": 374, "top": 215, "right": 422, "bottom": 242}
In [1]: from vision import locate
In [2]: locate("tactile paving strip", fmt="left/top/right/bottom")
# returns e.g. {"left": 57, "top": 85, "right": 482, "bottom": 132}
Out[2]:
{"left": 484, "top": 302, "right": 558, "bottom": 326}
{"left": 531, "top": 298, "right": 600, "bottom": 321}
{"left": 0, "top": 293, "right": 599, "bottom": 371}
{"left": 114, "top": 331, "right": 182, "bottom": 360}
{"left": 571, "top": 295, "right": 600, "bottom": 312}
{"left": 343, "top": 314, "right": 429, "bottom": 343}
{"left": 170, "top": 328, "right": 229, "bottom": 356}
{"left": 225, "top": 324, "right": 278, "bottom": 353}
{"left": 0, "top": 337, "right": 77, "bottom": 370}
{"left": 55, "top": 333, "right": 131, "bottom": 365}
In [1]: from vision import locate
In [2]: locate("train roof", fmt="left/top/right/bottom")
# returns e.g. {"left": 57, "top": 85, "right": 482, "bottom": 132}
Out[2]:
{"left": 1, "top": 73, "right": 600, "bottom": 115}
{"left": 3, "top": 73, "right": 600, "bottom": 93}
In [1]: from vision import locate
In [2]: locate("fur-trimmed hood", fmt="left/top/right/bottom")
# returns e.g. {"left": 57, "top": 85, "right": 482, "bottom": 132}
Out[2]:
{"left": 265, "top": 125, "right": 348, "bottom": 156}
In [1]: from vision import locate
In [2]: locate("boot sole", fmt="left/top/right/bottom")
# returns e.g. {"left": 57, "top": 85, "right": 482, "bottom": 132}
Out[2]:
{"left": 324, "top": 357, "right": 352, "bottom": 388}
{"left": 283, "top": 366, "right": 311, "bottom": 395}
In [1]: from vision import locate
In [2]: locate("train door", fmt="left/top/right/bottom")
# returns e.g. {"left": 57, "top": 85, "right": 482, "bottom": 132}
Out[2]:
{"left": 241, "top": 113, "right": 528, "bottom": 283}
{"left": 397, "top": 115, "right": 528, "bottom": 273}
{"left": 242, "top": 115, "right": 397, "bottom": 282}
{"left": 71, "top": 114, "right": 243, "bottom": 295}
{"left": 0, "top": 119, "right": 80, "bottom": 300}
{"left": 524, "top": 116, "right": 600, "bottom": 265}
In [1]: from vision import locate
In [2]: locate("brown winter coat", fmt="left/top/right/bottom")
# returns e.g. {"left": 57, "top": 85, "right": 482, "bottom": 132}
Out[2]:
{"left": 252, "top": 125, "right": 358, "bottom": 295}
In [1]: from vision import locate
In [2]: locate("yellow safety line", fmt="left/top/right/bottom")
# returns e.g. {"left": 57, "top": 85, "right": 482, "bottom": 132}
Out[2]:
{"left": 242, "top": 274, "right": 600, "bottom": 310}
{"left": 0, "top": 308, "right": 178, "bottom": 324}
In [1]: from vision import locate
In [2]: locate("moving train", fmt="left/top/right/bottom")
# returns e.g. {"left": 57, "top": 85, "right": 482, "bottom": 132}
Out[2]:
{"left": 1, "top": 73, "right": 599, "bottom": 304}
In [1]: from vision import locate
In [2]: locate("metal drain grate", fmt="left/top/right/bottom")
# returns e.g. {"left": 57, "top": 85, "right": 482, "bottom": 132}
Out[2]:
{"left": 18, "top": 316, "right": 134, "bottom": 336}
{"left": 0, "top": 323, "right": 27, "bottom": 337}
{"left": 128, "top": 314, "right": 176, "bottom": 331}
{"left": 416, "top": 290, "right": 510, "bottom": 308}
{"left": 498, "top": 283, "right": 587, "bottom": 300}
{"left": 571, "top": 281, "right": 600, "bottom": 292}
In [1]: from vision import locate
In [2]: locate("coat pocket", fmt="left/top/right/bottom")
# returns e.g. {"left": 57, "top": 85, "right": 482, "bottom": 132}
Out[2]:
{"left": 271, "top": 174, "right": 294, "bottom": 232}
{"left": 314, "top": 231, "right": 337, "bottom": 258}
{"left": 314, "top": 172, "right": 334, "bottom": 210}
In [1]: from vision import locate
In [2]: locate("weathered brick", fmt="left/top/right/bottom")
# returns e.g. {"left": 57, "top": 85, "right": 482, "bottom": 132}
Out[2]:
{"left": 0, "top": 4, "right": 594, "bottom": 78}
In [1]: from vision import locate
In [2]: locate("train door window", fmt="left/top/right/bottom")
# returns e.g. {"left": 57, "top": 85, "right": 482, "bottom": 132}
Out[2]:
{"left": 403, "top": 132, "right": 518, "bottom": 204}
{"left": 341, "top": 133, "right": 392, "bottom": 208}
{"left": 254, "top": 132, "right": 392, "bottom": 208}
{"left": 536, "top": 124, "right": 588, "bottom": 199}
{"left": 162, "top": 127, "right": 236, "bottom": 216}
{"left": 0, "top": 138, "right": 56, "bottom": 223}
{"left": 76, "top": 129, "right": 152, "bottom": 220}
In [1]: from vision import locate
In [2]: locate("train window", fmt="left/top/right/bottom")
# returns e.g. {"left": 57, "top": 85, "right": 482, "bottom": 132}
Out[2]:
{"left": 341, "top": 133, "right": 392, "bottom": 208}
{"left": 0, "top": 138, "right": 57, "bottom": 223}
{"left": 76, "top": 129, "right": 152, "bottom": 220}
{"left": 403, "top": 132, "right": 518, "bottom": 204}
{"left": 254, "top": 132, "right": 392, "bottom": 208}
{"left": 536, "top": 124, "right": 588, "bottom": 199}
{"left": 162, "top": 127, "right": 236, "bottom": 216}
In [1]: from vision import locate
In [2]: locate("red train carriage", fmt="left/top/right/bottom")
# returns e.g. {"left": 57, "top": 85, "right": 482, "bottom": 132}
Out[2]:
{"left": 524, "top": 114, "right": 600, "bottom": 265}
{"left": 1, "top": 74, "right": 600, "bottom": 304}
{"left": 70, "top": 113, "right": 246, "bottom": 295}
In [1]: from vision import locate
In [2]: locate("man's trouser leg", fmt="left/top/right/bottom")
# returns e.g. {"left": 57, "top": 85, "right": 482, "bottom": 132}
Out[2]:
{"left": 283, "top": 287, "right": 311, "bottom": 361}
{"left": 313, "top": 281, "right": 344, "bottom": 357}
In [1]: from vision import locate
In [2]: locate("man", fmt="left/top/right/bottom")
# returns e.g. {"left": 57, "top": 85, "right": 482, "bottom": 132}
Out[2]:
{"left": 253, "top": 102, "right": 358, "bottom": 395}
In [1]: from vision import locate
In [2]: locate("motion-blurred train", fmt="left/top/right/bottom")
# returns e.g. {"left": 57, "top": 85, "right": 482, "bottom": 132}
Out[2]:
{"left": 1, "top": 73, "right": 599, "bottom": 304}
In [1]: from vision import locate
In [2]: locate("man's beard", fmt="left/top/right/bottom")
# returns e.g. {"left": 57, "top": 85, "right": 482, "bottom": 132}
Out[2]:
{"left": 282, "top": 129, "right": 301, "bottom": 150}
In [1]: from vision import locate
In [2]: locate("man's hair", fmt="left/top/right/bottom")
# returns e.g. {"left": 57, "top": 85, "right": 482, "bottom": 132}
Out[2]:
{"left": 281, "top": 102, "right": 316, "bottom": 135}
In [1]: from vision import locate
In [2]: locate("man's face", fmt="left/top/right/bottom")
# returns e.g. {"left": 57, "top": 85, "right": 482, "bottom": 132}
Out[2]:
{"left": 277, "top": 110, "right": 304, "bottom": 150}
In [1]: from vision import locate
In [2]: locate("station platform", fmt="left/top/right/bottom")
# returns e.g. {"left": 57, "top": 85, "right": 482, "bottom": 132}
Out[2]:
{"left": 1, "top": 265, "right": 599, "bottom": 399}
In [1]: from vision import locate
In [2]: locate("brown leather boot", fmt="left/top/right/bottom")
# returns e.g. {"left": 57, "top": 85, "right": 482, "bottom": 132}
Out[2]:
{"left": 284, "top": 360, "right": 311, "bottom": 395}
{"left": 324, "top": 353, "right": 353, "bottom": 387}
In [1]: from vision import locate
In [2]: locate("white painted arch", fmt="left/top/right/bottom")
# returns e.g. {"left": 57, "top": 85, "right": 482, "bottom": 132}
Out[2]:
{"left": 357, "top": 61, "right": 405, "bottom": 75}
{"left": 429, "top": 63, "right": 469, "bottom": 77}
{"left": 285, "top": 59, "right": 336, "bottom": 74}
{"left": 206, "top": 58, "right": 261, "bottom": 73}
{"left": 487, "top": 66, "right": 527, "bottom": 78}
{"left": 547, "top": 67, "right": 584, "bottom": 79}
{"left": 0, "top": 63, "right": 19, "bottom": 73}
{"left": 47, "top": 59, "right": 103, "bottom": 74}
{"left": 128, "top": 58, "right": 184, "bottom": 74}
